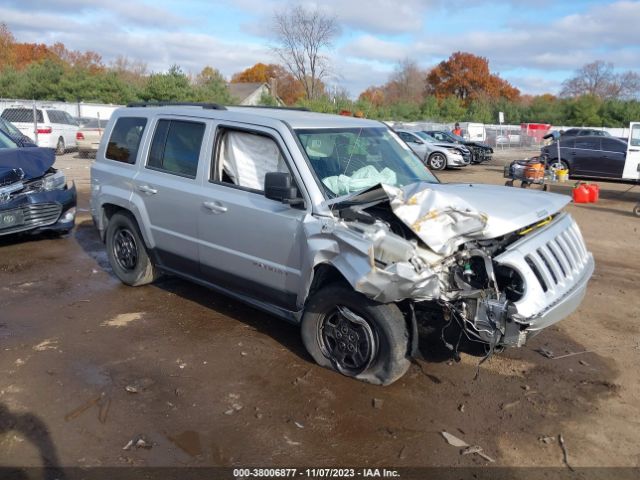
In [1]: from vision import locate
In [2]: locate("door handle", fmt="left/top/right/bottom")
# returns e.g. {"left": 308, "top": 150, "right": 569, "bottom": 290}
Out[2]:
{"left": 137, "top": 185, "right": 158, "bottom": 195}
{"left": 203, "top": 201, "right": 228, "bottom": 214}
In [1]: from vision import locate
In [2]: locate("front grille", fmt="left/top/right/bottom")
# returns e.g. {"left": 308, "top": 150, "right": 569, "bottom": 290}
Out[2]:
{"left": 0, "top": 202, "right": 62, "bottom": 234}
{"left": 494, "top": 213, "right": 592, "bottom": 319}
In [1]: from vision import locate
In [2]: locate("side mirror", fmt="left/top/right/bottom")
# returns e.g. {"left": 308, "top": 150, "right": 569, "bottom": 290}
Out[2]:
{"left": 414, "top": 139, "right": 424, "bottom": 144}
{"left": 264, "top": 172, "right": 303, "bottom": 205}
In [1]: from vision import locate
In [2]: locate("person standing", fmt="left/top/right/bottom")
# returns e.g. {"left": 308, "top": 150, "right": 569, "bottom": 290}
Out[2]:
{"left": 452, "top": 122, "right": 463, "bottom": 137}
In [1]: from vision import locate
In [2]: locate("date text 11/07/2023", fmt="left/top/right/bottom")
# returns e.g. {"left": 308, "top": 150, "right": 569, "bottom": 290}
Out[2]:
{"left": 233, "top": 468, "right": 401, "bottom": 478}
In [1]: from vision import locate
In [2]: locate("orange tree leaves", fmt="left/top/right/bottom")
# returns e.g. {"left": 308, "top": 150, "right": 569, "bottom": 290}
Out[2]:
{"left": 426, "top": 51, "right": 519, "bottom": 103}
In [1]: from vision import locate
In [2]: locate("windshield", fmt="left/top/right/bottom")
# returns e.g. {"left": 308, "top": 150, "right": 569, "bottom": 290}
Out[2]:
{"left": 0, "top": 129, "right": 18, "bottom": 149}
{"left": 448, "top": 132, "right": 465, "bottom": 142}
{"left": 296, "top": 127, "right": 438, "bottom": 197}
{"left": 415, "top": 131, "right": 437, "bottom": 143}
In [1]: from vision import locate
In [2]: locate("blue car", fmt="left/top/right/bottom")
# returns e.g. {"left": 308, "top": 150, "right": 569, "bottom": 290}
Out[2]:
{"left": 0, "top": 130, "right": 76, "bottom": 236}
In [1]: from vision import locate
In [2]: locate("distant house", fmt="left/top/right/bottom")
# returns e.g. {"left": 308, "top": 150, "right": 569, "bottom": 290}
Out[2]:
{"left": 227, "top": 82, "right": 283, "bottom": 106}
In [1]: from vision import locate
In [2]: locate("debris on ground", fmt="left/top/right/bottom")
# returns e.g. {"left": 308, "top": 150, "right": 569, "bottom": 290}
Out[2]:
{"left": 284, "top": 435, "right": 301, "bottom": 446}
{"left": 441, "top": 431, "right": 495, "bottom": 463}
{"left": 293, "top": 370, "right": 312, "bottom": 386}
{"left": 461, "top": 445, "right": 495, "bottom": 462}
{"left": 559, "top": 434, "right": 574, "bottom": 471}
{"left": 398, "top": 446, "right": 407, "bottom": 459}
{"left": 521, "top": 384, "right": 531, "bottom": 391}
{"left": 501, "top": 400, "right": 521, "bottom": 410}
{"left": 539, "top": 435, "right": 555, "bottom": 444}
{"left": 441, "top": 431, "right": 468, "bottom": 447}
{"left": 122, "top": 434, "right": 152, "bottom": 451}
{"left": 124, "top": 385, "right": 139, "bottom": 394}
{"left": 458, "top": 404, "right": 465, "bottom": 413}
{"left": 536, "top": 347, "right": 555, "bottom": 359}
{"left": 372, "top": 398, "right": 384, "bottom": 409}
{"left": 579, "top": 360, "right": 590, "bottom": 366}
{"left": 294, "top": 421, "right": 304, "bottom": 429}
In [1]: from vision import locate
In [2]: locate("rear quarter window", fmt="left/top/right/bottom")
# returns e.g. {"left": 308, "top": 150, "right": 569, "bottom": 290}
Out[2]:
{"left": 1, "top": 108, "right": 44, "bottom": 123}
{"left": 147, "top": 119, "right": 205, "bottom": 178}
{"left": 106, "top": 117, "right": 148, "bottom": 164}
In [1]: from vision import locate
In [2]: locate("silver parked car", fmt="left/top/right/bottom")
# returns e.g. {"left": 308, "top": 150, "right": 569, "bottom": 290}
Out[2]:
{"left": 91, "top": 104, "right": 594, "bottom": 385}
{"left": 396, "top": 129, "right": 470, "bottom": 170}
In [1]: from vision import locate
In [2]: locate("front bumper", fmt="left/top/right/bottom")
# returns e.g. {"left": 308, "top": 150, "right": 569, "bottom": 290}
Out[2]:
{"left": 522, "top": 254, "right": 594, "bottom": 332}
{"left": 446, "top": 152, "right": 467, "bottom": 167}
{"left": 0, "top": 182, "right": 77, "bottom": 236}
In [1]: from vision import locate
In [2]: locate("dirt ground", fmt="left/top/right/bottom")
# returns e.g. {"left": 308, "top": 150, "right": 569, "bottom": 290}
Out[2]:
{"left": 1, "top": 149, "right": 639, "bottom": 471}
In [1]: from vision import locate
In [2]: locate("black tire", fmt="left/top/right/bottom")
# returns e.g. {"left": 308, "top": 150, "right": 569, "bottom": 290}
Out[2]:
{"left": 79, "top": 151, "right": 88, "bottom": 159}
{"left": 504, "top": 180, "right": 514, "bottom": 187}
{"left": 427, "top": 152, "right": 447, "bottom": 170}
{"left": 301, "top": 283, "right": 410, "bottom": 385}
{"left": 105, "top": 212, "right": 158, "bottom": 286}
{"left": 634, "top": 204, "right": 640, "bottom": 217}
{"left": 55, "top": 137, "right": 65, "bottom": 156}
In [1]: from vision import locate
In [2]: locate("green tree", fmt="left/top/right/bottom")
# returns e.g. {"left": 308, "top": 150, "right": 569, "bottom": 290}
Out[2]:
{"left": 438, "top": 96, "right": 466, "bottom": 122}
{"left": 193, "top": 66, "right": 231, "bottom": 104}
{"left": 565, "top": 95, "right": 602, "bottom": 126}
{"left": 141, "top": 65, "right": 193, "bottom": 102}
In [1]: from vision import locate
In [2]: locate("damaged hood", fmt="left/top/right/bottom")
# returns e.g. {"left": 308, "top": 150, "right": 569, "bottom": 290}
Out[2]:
{"left": 0, "top": 147, "right": 55, "bottom": 184}
{"left": 331, "top": 182, "right": 570, "bottom": 256}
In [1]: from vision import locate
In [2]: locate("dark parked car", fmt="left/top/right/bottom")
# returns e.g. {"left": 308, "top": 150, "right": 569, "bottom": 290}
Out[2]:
{"left": 0, "top": 135, "right": 76, "bottom": 236}
{"left": 561, "top": 128, "right": 611, "bottom": 138}
{"left": 423, "top": 130, "right": 493, "bottom": 163}
{"left": 541, "top": 134, "right": 628, "bottom": 179}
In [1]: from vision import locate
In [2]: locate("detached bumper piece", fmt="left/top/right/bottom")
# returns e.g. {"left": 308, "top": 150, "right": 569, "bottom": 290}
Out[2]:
{"left": 0, "top": 183, "right": 77, "bottom": 236}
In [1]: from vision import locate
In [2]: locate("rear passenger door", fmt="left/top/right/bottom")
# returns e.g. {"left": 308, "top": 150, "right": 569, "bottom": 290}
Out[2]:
{"left": 134, "top": 117, "right": 209, "bottom": 274}
{"left": 197, "top": 124, "right": 307, "bottom": 311}
{"left": 596, "top": 138, "right": 626, "bottom": 178}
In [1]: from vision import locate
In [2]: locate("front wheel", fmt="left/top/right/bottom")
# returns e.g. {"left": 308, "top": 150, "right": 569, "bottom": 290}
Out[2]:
{"left": 634, "top": 204, "right": 640, "bottom": 217}
{"left": 427, "top": 152, "right": 447, "bottom": 170}
{"left": 301, "top": 284, "right": 410, "bottom": 385}
{"left": 105, "top": 212, "right": 158, "bottom": 286}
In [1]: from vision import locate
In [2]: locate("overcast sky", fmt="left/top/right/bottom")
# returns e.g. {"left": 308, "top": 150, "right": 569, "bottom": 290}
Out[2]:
{"left": 2, "top": 0, "right": 639, "bottom": 98}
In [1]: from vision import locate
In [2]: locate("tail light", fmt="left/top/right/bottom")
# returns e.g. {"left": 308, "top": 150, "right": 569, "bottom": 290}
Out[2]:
{"left": 76, "top": 132, "right": 85, "bottom": 140}
{"left": 37, "top": 127, "right": 52, "bottom": 134}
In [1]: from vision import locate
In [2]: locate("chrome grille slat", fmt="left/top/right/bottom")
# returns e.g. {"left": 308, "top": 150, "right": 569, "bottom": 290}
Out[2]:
{"left": 539, "top": 245, "right": 563, "bottom": 284}
{"left": 494, "top": 213, "right": 593, "bottom": 320}
{"left": 0, "top": 203, "right": 61, "bottom": 234}
{"left": 548, "top": 240, "right": 571, "bottom": 279}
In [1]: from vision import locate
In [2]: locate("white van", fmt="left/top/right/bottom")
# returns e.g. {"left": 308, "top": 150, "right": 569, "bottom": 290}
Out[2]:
{"left": 459, "top": 122, "right": 486, "bottom": 142}
{"left": 0, "top": 106, "right": 79, "bottom": 155}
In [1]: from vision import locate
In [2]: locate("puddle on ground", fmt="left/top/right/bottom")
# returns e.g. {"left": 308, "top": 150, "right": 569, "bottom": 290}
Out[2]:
{"left": 167, "top": 430, "right": 203, "bottom": 457}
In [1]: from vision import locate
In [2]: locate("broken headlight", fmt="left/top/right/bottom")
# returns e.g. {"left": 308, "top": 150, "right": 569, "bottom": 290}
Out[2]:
{"left": 42, "top": 171, "right": 66, "bottom": 191}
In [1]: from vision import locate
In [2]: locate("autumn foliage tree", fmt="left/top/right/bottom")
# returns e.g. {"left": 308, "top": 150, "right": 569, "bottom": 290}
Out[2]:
{"left": 426, "top": 52, "right": 519, "bottom": 103}
{"left": 231, "top": 62, "right": 304, "bottom": 105}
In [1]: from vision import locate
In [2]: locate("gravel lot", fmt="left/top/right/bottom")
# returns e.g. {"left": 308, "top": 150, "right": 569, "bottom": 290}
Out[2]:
{"left": 1, "top": 149, "right": 639, "bottom": 470}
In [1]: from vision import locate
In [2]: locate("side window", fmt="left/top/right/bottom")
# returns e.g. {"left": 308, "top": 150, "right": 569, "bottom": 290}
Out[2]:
{"left": 147, "top": 119, "right": 204, "bottom": 178}
{"left": 630, "top": 125, "right": 640, "bottom": 147}
{"left": 64, "top": 112, "right": 77, "bottom": 125}
{"left": 213, "top": 129, "right": 289, "bottom": 192}
{"left": 602, "top": 138, "right": 625, "bottom": 154}
{"left": 46, "top": 111, "right": 59, "bottom": 124}
{"left": 575, "top": 138, "right": 600, "bottom": 150}
{"left": 106, "top": 117, "right": 147, "bottom": 164}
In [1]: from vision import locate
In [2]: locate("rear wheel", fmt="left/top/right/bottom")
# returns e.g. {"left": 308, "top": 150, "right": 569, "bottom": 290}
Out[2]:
{"left": 55, "top": 137, "right": 65, "bottom": 156}
{"left": 301, "top": 284, "right": 410, "bottom": 385}
{"left": 428, "top": 152, "right": 447, "bottom": 170}
{"left": 105, "top": 212, "right": 158, "bottom": 286}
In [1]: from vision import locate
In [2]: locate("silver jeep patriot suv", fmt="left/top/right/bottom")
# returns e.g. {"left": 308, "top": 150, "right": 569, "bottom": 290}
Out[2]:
{"left": 90, "top": 103, "right": 594, "bottom": 385}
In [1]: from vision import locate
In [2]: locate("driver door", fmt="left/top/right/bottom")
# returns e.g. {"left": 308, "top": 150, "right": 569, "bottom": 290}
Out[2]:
{"left": 623, "top": 122, "right": 640, "bottom": 181}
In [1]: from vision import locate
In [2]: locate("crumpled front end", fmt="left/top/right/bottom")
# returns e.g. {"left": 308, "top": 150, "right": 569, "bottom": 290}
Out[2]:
{"left": 307, "top": 181, "right": 593, "bottom": 350}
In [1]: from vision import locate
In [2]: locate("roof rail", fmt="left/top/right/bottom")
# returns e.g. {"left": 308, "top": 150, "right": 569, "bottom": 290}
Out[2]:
{"left": 230, "top": 105, "right": 310, "bottom": 112}
{"left": 126, "top": 102, "right": 227, "bottom": 110}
